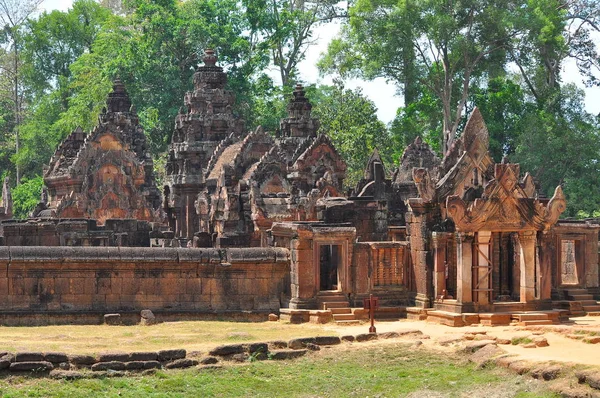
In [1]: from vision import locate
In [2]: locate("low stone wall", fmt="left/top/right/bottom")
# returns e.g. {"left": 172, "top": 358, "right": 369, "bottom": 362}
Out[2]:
{"left": 0, "top": 247, "right": 289, "bottom": 324}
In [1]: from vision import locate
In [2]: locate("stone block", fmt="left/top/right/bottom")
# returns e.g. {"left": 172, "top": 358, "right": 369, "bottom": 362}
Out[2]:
{"left": 140, "top": 309, "right": 157, "bottom": 326}
{"left": 245, "top": 343, "right": 268, "bottom": 354}
{"left": 44, "top": 353, "right": 69, "bottom": 363}
{"left": 91, "top": 361, "right": 126, "bottom": 371}
{"left": 270, "top": 350, "right": 307, "bottom": 360}
{"left": 200, "top": 356, "right": 218, "bottom": 365}
{"left": 15, "top": 352, "right": 44, "bottom": 362}
{"left": 10, "top": 361, "right": 53, "bottom": 372}
{"left": 97, "top": 352, "right": 129, "bottom": 362}
{"left": 49, "top": 369, "right": 84, "bottom": 380}
{"left": 164, "top": 358, "right": 198, "bottom": 369}
{"left": 104, "top": 313, "right": 122, "bottom": 325}
{"left": 68, "top": 354, "right": 96, "bottom": 366}
{"left": 314, "top": 336, "right": 341, "bottom": 346}
{"left": 129, "top": 352, "right": 158, "bottom": 361}
{"left": 157, "top": 349, "right": 186, "bottom": 362}
{"left": 209, "top": 344, "right": 245, "bottom": 356}
{"left": 355, "top": 333, "right": 378, "bottom": 342}
{"left": 288, "top": 337, "right": 316, "bottom": 349}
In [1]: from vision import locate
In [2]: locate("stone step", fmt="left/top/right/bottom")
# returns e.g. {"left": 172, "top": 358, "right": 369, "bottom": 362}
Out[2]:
{"left": 570, "top": 294, "right": 594, "bottom": 301}
{"left": 424, "top": 310, "right": 465, "bottom": 327}
{"left": 512, "top": 313, "right": 553, "bottom": 322}
{"left": 333, "top": 313, "right": 357, "bottom": 321}
{"left": 516, "top": 320, "right": 554, "bottom": 326}
{"left": 580, "top": 300, "right": 598, "bottom": 306}
{"left": 335, "top": 320, "right": 361, "bottom": 326}
{"left": 330, "top": 307, "right": 352, "bottom": 315}
{"left": 583, "top": 305, "right": 600, "bottom": 312}
{"left": 586, "top": 311, "right": 600, "bottom": 317}
{"left": 322, "top": 301, "right": 351, "bottom": 309}
{"left": 566, "top": 289, "right": 590, "bottom": 295}
{"left": 479, "top": 313, "right": 512, "bottom": 326}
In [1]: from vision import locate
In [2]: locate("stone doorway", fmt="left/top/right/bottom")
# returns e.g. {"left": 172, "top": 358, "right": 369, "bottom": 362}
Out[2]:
{"left": 493, "top": 232, "right": 521, "bottom": 302}
{"left": 319, "top": 244, "right": 340, "bottom": 291}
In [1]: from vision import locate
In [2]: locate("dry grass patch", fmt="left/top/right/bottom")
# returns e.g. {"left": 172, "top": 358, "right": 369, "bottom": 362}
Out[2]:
{"left": 0, "top": 321, "right": 334, "bottom": 355}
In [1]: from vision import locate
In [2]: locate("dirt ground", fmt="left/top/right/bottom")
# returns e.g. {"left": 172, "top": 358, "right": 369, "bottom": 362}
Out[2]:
{"left": 323, "top": 316, "right": 600, "bottom": 366}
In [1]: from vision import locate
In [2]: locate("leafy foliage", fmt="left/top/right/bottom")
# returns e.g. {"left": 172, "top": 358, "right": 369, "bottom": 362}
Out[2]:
{"left": 10, "top": 175, "right": 42, "bottom": 219}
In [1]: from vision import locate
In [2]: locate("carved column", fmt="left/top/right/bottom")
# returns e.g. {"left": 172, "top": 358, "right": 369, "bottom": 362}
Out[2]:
{"left": 519, "top": 230, "right": 537, "bottom": 302}
{"left": 476, "top": 231, "right": 492, "bottom": 305}
{"left": 456, "top": 232, "right": 473, "bottom": 304}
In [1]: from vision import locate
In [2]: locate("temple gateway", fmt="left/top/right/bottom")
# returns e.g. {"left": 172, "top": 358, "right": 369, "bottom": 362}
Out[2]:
{"left": 0, "top": 50, "right": 598, "bottom": 326}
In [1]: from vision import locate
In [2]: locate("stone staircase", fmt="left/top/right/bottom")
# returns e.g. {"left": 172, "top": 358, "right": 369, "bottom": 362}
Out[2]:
{"left": 565, "top": 288, "right": 600, "bottom": 315}
{"left": 511, "top": 312, "right": 561, "bottom": 326}
{"left": 317, "top": 291, "right": 359, "bottom": 325}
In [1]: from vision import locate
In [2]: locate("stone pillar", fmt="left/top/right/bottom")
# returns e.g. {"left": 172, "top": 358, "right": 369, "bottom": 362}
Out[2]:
{"left": 407, "top": 199, "right": 434, "bottom": 308}
{"left": 476, "top": 231, "right": 492, "bottom": 305}
{"left": 519, "top": 230, "right": 537, "bottom": 302}
{"left": 456, "top": 232, "right": 473, "bottom": 304}
{"left": 288, "top": 230, "right": 317, "bottom": 309}
{"left": 432, "top": 232, "right": 448, "bottom": 298}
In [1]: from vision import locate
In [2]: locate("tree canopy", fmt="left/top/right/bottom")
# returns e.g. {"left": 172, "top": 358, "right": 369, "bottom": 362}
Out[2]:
{"left": 0, "top": 0, "right": 598, "bottom": 218}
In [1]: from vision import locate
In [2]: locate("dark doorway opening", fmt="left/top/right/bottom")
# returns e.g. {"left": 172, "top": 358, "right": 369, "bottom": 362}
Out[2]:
{"left": 319, "top": 245, "right": 340, "bottom": 291}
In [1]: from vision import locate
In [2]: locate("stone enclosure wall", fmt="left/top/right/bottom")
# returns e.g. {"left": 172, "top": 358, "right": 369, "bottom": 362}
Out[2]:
{"left": 0, "top": 247, "right": 289, "bottom": 323}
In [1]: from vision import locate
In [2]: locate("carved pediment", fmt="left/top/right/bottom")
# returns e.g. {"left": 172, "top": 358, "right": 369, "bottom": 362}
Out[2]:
{"left": 446, "top": 164, "right": 566, "bottom": 232}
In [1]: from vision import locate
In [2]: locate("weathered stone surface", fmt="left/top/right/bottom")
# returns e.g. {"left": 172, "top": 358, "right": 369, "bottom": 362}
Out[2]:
{"left": 68, "top": 354, "right": 96, "bottom": 365}
{"left": 91, "top": 361, "right": 126, "bottom": 371}
{"left": 508, "top": 361, "right": 531, "bottom": 375}
{"left": 270, "top": 350, "right": 307, "bottom": 360}
{"left": 10, "top": 361, "right": 53, "bottom": 372}
{"left": 142, "top": 361, "right": 161, "bottom": 370}
{"left": 314, "top": 336, "right": 341, "bottom": 345}
{"left": 164, "top": 359, "right": 199, "bottom": 369}
{"left": 341, "top": 335, "right": 355, "bottom": 342}
{"left": 0, "top": 360, "right": 11, "bottom": 369}
{"left": 462, "top": 340, "right": 497, "bottom": 353}
{"left": 522, "top": 343, "right": 537, "bottom": 348}
{"left": 58, "top": 362, "right": 70, "bottom": 370}
{"left": 209, "top": 345, "right": 245, "bottom": 356}
{"left": 468, "top": 344, "right": 503, "bottom": 368}
{"left": 158, "top": 349, "right": 186, "bottom": 361}
{"left": 15, "top": 352, "right": 44, "bottom": 362}
{"left": 104, "top": 314, "right": 122, "bottom": 326}
{"left": 533, "top": 337, "right": 549, "bottom": 347}
{"left": 44, "top": 353, "right": 69, "bottom": 363}
{"left": 129, "top": 352, "right": 158, "bottom": 361}
{"left": 583, "top": 336, "right": 600, "bottom": 344}
{"left": 531, "top": 365, "right": 561, "bottom": 380}
{"left": 124, "top": 361, "right": 145, "bottom": 370}
{"left": 268, "top": 314, "right": 279, "bottom": 321}
{"left": 584, "top": 373, "right": 600, "bottom": 390}
{"left": 305, "top": 343, "right": 320, "bottom": 351}
{"left": 49, "top": 369, "right": 85, "bottom": 380}
{"left": 437, "top": 335, "right": 464, "bottom": 346}
{"left": 496, "top": 338, "right": 511, "bottom": 345}
{"left": 97, "top": 352, "right": 129, "bottom": 362}
{"left": 355, "top": 333, "right": 378, "bottom": 342}
{"left": 200, "top": 356, "right": 218, "bottom": 365}
{"left": 288, "top": 338, "right": 317, "bottom": 350}
{"left": 378, "top": 332, "right": 400, "bottom": 340}
{"left": 245, "top": 343, "right": 268, "bottom": 354}
{"left": 396, "top": 329, "right": 424, "bottom": 337}
{"left": 230, "top": 353, "right": 249, "bottom": 362}
{"left": 140, "top": 310, "right": 157, "bottom": 326}
{"left": 268, "top": 341, "right": 288, "bottom": 349}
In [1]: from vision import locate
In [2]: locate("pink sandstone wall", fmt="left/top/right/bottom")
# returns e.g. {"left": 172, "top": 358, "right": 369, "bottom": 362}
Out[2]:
{"left": 0, "top": 247, "right": 289, "bottom": 317}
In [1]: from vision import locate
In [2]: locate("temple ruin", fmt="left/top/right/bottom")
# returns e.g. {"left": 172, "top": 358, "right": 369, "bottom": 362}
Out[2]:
{"left": 0, "top": 49, "right": 598, "bottom": 326}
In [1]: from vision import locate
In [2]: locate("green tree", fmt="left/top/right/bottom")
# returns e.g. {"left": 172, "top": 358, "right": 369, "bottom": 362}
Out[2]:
{"left": 311, "top": 82, "right": 391, "bottom": 187}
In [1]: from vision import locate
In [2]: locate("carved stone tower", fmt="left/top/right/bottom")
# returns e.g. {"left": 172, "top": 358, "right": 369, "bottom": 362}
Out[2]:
{"left": 164, "top": 49, "right": 244, "bottom": 241}
{"left": 276, "top": 84, "right": 320, "bottom": 164}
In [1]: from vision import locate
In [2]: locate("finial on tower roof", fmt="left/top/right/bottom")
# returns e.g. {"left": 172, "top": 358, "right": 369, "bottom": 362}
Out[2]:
{"left": 203, "top": 49, "right": 217, "bottom": 67}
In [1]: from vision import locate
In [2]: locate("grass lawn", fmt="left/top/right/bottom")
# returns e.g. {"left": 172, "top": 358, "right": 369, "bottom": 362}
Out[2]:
{"left": 0, "top": 342, "right": 558, "bottom": 397}
{"left": 0, "top": 321, "right": 335, "bottom": 355}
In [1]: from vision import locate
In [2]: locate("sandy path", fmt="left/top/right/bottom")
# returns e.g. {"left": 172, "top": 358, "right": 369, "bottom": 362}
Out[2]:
{"left": 323, "top": 316, "right": 600, "bottom": 366}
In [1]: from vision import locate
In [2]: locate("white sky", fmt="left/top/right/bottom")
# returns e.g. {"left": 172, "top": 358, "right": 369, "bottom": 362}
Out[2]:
{"left": 41, "top": 0, "right": 600, "bottom": 124}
